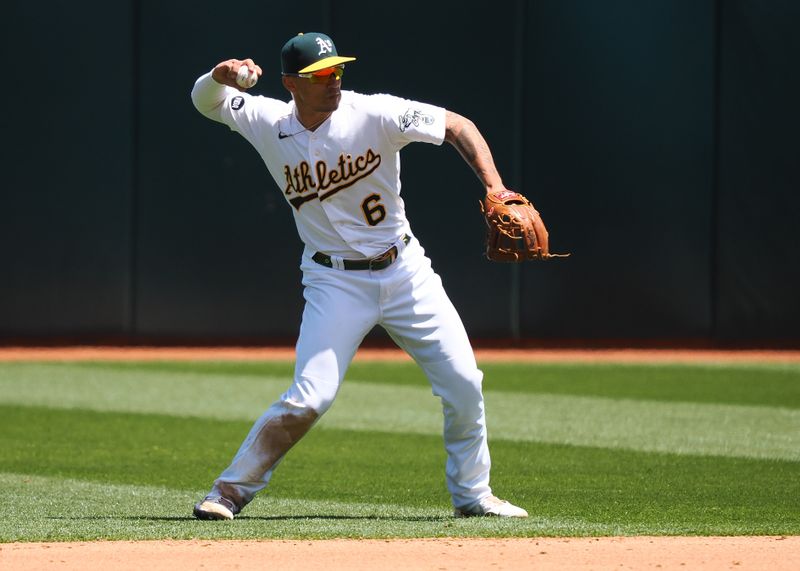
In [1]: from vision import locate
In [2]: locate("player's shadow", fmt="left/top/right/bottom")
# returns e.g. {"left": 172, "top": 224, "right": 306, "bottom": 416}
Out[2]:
{"left": 234, "top": 515, "right": 447, "bottom": 522}
{"left": 47, "top": 514, "right": 448, "bottom": 522}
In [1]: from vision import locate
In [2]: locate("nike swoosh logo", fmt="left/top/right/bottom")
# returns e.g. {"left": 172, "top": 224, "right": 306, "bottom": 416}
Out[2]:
{"left": 278, "top": 132, "right": 290, "bottom": 139}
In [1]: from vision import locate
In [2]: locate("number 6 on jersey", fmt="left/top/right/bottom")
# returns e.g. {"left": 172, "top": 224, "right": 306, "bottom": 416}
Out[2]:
{"left": 361, "top": 194, "right": 386, "bottom": 226}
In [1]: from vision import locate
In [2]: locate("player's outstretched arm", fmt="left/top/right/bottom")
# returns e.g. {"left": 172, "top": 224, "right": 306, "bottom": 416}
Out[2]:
{"left": 444, "top": 111, "right": 508, "bottom": 195}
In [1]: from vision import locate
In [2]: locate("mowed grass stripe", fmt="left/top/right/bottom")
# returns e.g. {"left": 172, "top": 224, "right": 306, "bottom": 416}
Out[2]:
{"left": 0, "top": 473, "right": 450, "bottom": 542}
{"left": 0, "top": 473, "right": 632, "bottom": 541}
{"left": 0, "top": 404, "right": 448, "bottom": 494}
{"left": 1, "top": 406, "right": 798, "bottom": 538}
{"left": 0, "top": 364, "right": 290, "bottom": 420}
{"left": 49, "top": 360, "right": 800, "bottom": 407}
{"left": 0, "top": 365, "right": 798, "bottom": 460}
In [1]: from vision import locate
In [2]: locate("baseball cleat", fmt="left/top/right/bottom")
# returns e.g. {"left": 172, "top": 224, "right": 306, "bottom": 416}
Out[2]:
{"left": 453, "top": 495, "right": 529, "bottom": 518}
{"left": 193, "top": 496, "right": 238, "bottom": 520}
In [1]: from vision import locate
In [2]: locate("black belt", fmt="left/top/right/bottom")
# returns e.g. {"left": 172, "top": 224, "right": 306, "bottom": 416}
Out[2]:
{"left": 312, "top": 234, "right": 411, "bottom": 271}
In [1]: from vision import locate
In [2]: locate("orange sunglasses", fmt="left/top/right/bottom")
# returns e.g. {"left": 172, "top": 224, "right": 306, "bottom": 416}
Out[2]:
{"left": 284, "top": 65, "right": 345, "bottom": 84}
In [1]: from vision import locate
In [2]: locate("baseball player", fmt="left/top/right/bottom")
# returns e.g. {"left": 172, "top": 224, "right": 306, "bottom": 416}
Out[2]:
{"left": 190, "top": 32, "right": 529, "bottom": 520}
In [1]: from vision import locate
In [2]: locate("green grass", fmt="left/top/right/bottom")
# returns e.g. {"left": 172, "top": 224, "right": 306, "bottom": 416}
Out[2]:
{"left": 0, "top": 359, "right": 798, "bottom": 541}
{"left": 65, "top": 359, "right": 800, "bottom": 406}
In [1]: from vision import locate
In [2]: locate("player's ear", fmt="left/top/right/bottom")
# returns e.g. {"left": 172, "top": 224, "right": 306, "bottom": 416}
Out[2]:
{"left": 282, "top": 76, "right": 296, "bottom": 94}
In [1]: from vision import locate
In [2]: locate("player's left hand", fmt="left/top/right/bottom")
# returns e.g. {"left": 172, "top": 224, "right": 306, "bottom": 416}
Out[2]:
{"left": 480, "top": 190, "right": 570, "bottom": 262}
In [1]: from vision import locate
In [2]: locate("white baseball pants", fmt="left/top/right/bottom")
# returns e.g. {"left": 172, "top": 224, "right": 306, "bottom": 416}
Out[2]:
{"left": 208, "top": 237, "right": 492, "bottom": 510}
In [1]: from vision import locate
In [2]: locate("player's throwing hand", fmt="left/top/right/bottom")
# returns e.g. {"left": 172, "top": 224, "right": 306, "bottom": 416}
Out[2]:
{"left": 211, "top": 58, "right": 262, "bottom": 90}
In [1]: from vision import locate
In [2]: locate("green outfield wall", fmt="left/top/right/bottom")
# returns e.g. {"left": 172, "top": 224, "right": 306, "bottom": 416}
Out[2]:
{"left": 1, "top": 0, "right": 798, "bottom": 345}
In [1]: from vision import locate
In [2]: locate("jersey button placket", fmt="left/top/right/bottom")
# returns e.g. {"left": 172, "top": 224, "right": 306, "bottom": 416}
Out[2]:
{"left": 309, "top": 137, "right": 321, "bottom": 161}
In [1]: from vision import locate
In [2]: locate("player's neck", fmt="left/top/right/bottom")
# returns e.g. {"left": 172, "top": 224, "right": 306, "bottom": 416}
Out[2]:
{"left": 295, "top": 109, "right": 332, "bottom": 132}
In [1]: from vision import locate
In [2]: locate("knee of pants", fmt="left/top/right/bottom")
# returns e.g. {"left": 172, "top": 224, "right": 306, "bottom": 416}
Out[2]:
{"left": 281, "top": 373, "right": 340, "bottom": 416}
{"left": 424, "top": 360, "right": 485, "bottom": 419}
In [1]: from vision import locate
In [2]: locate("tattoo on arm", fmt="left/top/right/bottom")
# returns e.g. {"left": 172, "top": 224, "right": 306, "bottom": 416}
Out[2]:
{"left": 445, "top": 111, "right": 503, "bottom": 190}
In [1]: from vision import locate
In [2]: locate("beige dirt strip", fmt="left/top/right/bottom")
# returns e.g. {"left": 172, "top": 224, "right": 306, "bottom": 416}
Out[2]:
{"left": 1, "top": 346, "right": 800, "bottom": 363}
{"left": 1, "top": 537, "right": 798, "bottom": 571}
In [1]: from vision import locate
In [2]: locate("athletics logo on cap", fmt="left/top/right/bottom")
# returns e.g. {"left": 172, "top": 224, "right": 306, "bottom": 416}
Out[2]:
{"left": 281, "top": 32, "right": 356, "bottom": 75}
{"left": 316, "top": 37, "right": 333, "bottom": 55}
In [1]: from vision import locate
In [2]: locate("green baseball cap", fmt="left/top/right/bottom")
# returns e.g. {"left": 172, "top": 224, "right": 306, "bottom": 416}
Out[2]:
{"left": 281, "top": 32, "right": 356, "bottom": 74}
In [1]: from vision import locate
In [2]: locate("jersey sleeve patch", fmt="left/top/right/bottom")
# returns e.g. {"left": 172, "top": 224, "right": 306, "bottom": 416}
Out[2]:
{"left": 398, "top": 108, "right": 435, "bottom": 132}
{"left": 231, "top": 96, "right": 245, "bottom": 111}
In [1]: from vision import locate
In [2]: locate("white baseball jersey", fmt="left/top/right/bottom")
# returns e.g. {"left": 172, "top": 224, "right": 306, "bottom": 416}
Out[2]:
{"left": 192, "top": 73, "right": 446, "bottom": 258}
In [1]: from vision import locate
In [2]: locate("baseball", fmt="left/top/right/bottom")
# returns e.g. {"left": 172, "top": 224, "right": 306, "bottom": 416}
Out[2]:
{"left": 236, "top": 66, "right": 257, "bottom": 89}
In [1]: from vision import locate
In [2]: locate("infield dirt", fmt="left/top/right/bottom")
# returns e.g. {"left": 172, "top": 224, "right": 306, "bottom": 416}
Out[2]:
{"left": 1, "top": 345, "right": 800, "bottom": 363}
{"left": 2, "top": 536, "right": 798, "bottom": 571}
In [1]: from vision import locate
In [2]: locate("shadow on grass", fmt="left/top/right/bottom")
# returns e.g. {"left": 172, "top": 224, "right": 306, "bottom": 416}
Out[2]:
{"left": 234, "top": 515, "right": 448, "bottom": 522}
{"left": 46, "top": 515, "right": 449, "bottom": 523}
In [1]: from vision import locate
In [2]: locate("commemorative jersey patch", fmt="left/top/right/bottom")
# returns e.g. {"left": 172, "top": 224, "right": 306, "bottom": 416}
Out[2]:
{"left": 399, "top": 108, "right": 434, "bottom": 132}
{"left": 231, "top": 96, "right": 245, "bottom": 110}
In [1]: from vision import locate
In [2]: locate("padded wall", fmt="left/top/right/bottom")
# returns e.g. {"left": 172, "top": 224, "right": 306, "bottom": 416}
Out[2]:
{"left": 133, "top": 2, "right": 330, "bottom": 340}
{"left": 2, "top": 0, "right": 798, "bottom": 345}
{"left": 519, "top": 1, "right": 715, "bottom": 340}
{"left": 0, "top": 1, "right": 134, "bottom": 339}
{"left": 715, "top": 1, "right": 800, "bottom": 343}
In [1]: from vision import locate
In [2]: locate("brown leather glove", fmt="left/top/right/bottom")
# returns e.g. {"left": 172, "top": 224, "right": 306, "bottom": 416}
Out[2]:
{"left": 479, "top": 190, "right": 569, "bottom": 262}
